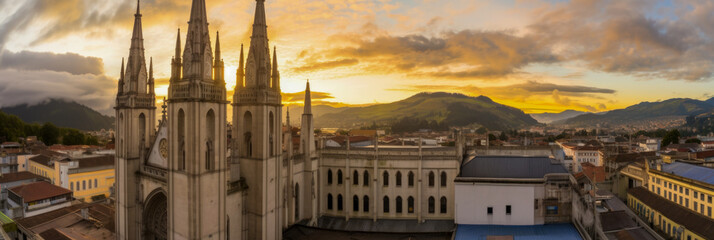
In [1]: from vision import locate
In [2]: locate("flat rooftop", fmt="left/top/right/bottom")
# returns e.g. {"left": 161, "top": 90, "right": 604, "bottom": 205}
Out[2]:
{"left": 460, "top": 156, "right": 568, "bottom": 179}
{"left": 454, "top": 223, "right": 583, "bottom": 240}
{"left": 660, "top": 162, "right": 714, "bottom": 185}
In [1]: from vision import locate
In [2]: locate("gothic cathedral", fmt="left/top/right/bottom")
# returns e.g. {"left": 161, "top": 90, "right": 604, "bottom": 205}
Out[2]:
{"left": 114, "top": 0, "right": 317, "bottom": 239}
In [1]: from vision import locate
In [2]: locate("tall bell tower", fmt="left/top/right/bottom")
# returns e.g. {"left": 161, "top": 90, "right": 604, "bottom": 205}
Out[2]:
{"left": 115, "top": 1, "right": 155, "bottom": 239}
{"left": 167, "top": 0, "right": 228, "bottom": 238}
{"left": 233, "top": 0, "right": 283, "bottom": 239}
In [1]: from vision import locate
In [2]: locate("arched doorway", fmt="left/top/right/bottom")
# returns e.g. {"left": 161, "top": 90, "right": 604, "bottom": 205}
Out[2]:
{"left": 143, "top": 190, "right": 167, "bottom": 240}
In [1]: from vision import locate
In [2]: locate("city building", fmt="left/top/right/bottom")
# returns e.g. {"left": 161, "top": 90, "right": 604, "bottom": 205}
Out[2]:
{"left": 0, "top": 172, "right": 46, "bottom": 213}
{"left": 15, "top": 202, "right": 115, "bottom": 240}
{"left": 28, "top": 152, "right": 114, "bottom": 202}
{"left": 6, "top": 181, "right": 72, "bottom": 218}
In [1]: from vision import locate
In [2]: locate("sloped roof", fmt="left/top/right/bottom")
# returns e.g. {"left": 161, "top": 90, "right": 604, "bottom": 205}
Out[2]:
{"left": 460, "top": 156, "right": 568, "bottom": 179}
{"left": 628, "top": 187, "right": 714, "bottom": 239}
{"left": 9, "top": 181, "right": 71, "bottom": 202}
{"left": 581, "top": 162, "right": 606, "bottom": 183}
{"left": 0, "top": 171, "right": 45, "bottom": 184}
{"left": 661, "top": 162, "right": 714, "bottom": 185}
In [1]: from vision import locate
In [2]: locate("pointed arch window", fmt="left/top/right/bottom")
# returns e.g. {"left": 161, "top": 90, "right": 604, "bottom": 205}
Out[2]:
{"left": 327, "top": 194, "right": 333, "bottom": 210}
{"left": 428, "top": 171, "right": 435, "bottom": 187}
{"left": 353, "top": 195, "right": 359, "bottom": 212}
{"left": 337, "top": 170, "right": 343, "bottom": 185}
{"left": 408, "top": 171, "right": 414, "bottom": 187}
{"left": 383, "top": 171, "right": 389, "bottom": 186}
{"left": 383, "top": 196, "right": 390, "bottom": 213}
{"left": 440, "top": 196, "right": 447, "bottom": 213}
{"left": 363, "top": 171, "right": 369, "bottom": 186}
{"left": 408, "top": 196, "right": 415, "bottom": 213}
{"left": 396, "top": 196, "right": 403, "bottom": 213}
{"left": 429, "top": 197, "right": 435, "bottom": 213}
{"left": 337, "top": 194, "right": 344, "bottom": 211}
{"left": 396, "top": 171, "right": 402, "bottom": 186}
{"left": 363, "top": 196, "right": 369, "bottom": 212}
{"left": 440, "top": 171, "right": 447, "bottom": 187}
{"left": 327, "top": 169, "right": 333, "bottom": 185}
{"left": 353, "top": 170, "right": 359, "bottom": 185}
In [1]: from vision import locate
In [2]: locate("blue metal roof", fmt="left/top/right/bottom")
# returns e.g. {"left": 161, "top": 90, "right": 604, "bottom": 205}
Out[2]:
{"left": 661, "top": 162, "right": 714, "bottom": 185}
{"left": 454, "top": 224, "right": 583, "bottom": 240}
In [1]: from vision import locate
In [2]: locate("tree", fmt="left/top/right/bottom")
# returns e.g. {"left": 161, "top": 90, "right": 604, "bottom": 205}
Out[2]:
{"left": 685, "top": 138, "right": 702, "bottom": 144}
{"left": 488, "top": 134, "right": 497, "bottom": 141}
{"left": 40, "top": 122, "right": 60, "bottom": 145}
{"left": 498, "top": 131, "right": 508, "bottom": 141}
{"left": 475, "top": 127, "right": 487, "bottom": 135}
{"left": 62, "top": 129, "right": 85, "bottom": 145}
{"left": 661, "top": 129, "right": 680, "bottom": 147}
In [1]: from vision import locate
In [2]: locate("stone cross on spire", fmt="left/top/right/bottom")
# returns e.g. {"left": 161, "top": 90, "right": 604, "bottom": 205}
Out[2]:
{"left": 182, "top": 0, "right": 213, "bottom": 81}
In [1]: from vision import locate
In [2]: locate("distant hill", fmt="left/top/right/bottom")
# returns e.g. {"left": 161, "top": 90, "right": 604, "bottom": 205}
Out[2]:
{"left": 530, "top": 110, "right": 587, "bottom": 124}
{"left": 561, "top": 98, "right": 714, "bottom": 127}
{"left": 1, "top": 99, "right": 114, "bottom": 131}
{"left": 314, "top": 92, "right": 539, "bottom": 130}
{"left": 282, "top": 105, "right": 346, "bottom": 126}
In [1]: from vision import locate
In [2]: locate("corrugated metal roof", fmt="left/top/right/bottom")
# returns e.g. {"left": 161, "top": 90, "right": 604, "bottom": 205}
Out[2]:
{"left": 661, "top": 162, "right": 714, "bottom": 185}
{"left": 454, "top": 224, "right": 583, "bottom": 240}
{"left": 460, "top": 156, "right": 568, "bottom": 179}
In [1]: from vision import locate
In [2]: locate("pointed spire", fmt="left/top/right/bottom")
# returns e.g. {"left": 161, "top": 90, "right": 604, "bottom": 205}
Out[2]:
{"left": 236, "top": 44, "right": 244, "bottom": 89}
{"left": 252, "top": 0, "right": 268, "bottom": 39}
{"left": 125, "top": 0, "right": 148, "bottom": 93}
{"left": 271, "top": 46, "right": 280, "bottom": 89}
{"left": 136, "top": 0, "right": 141, "bottom": 15}
{"left": 183, "top": 0, "right": 213, "bottom": 81}
{"left": 304, "top": 80, "right": 312, "bottom": 115}
{"left": 118, "top": 58, "right": 125, "bottom": 95}
{"left": 120, "top": 57, "right": 125, "bottom": 80}
{"left": 213, "top": 31, "right": 224, "bottom": 82}
{"left": 175, "top": 28, "right": 181, "bottom": 60}
{"left": 149, "top": 57, "right": 153, "bottom": 79}
{"left": 215, "top": 31, "right": 221, "bottom": 62}
{"left": 286, "top": 106, "right": 291, "bottom": 128}
{"left": 245, "top": 0, "right": 272, "bottom": 89}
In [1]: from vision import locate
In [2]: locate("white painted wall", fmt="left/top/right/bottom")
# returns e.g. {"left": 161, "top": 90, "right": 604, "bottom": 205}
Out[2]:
{"left": 455, "top": 183, "right": 538, "bottom": 225}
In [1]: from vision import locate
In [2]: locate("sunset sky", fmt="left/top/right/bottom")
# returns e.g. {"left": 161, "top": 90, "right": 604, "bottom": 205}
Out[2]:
{"left": 2, "top": 0, "right": 714, "bottom": 116}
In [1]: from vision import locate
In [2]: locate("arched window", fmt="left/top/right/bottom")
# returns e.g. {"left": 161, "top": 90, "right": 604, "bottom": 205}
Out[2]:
{"left": 440, "top": 171, "right": 447, "bottom": 187}
{"left": 383, "top": 171, "right": 389, "bottom": 186}
{"left": 138, "top": 113, "right": 146, "bottom": 144}
{"left": 353, "top": 170, "right": 359, "bottom": 185}
{"left": 337, "top": 170, "right": 343, "bottom": 185}
{"left": 337, "top": 194, "right": 344, "bottom": 211}
{"left": 408, "top": 171, "right": 414, "bottom": 187}
{"left": 363, "top": 171, "right": 369, "bottom": 186}
{"left": 178, "top": 109, "right": 185, "bottom": 170}
{"left": 396, "top": 196, "right": 403, "bottom": 213}
{"left": 428, "top": 197, "right": 435, "bottom": 213}
{"left": 353, "top": 195, "right": 359, "bottom": 211}
{"left": 295, "top": 183, "right": 299, "bottom": 220}
{"left": 440, "top": 196, "right": 447, "bottom": 213}
{"left": 206, "top": 110, "right": 215, "bottom": 170}
{"left": 269, "top": 112, "right": 275, "bottom": 156}
{"left": 327, "top": 169, "right": 333, "bottom": 185}
{"left": 363, "top": 196, "right": 369, "bottom": 212}
{"left": 383, "top": 196, "right": 390, "bottom": 213}
{"left": 408, "top": 196, "right": 415, "bottom": 213}
{"left": 428, "top": 171, "right": 435, "bottom": 187}
{"left": 243, "top": 111, "right": 253, "bottom": 157}
{"left": 327, "top": 194, "right": 333, "bottom": 210}
{"left": 396, "top": 171, "right": 402, "bottom": 186}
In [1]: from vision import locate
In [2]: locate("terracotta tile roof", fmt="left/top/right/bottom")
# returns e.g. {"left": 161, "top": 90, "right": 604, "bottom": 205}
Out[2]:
{"left": 0, "top": 171, "right": 45, "bottom": 184}
{"left": 29, "top": 150, "right": 68, "bottom": 167}
{"left": 628, "top": 187, "right": 714, "bottom": 239}
{"left": 695, "top": 150, "right": 714, "bottom": 159}
{"left": 581, "top": 163, "right": 606, "bottom": 183}
{"left": 606, "top": 152, "right": 656, "bottom": 163}
{"left": 9, "top": 181, "right": 72, "bottom": 202}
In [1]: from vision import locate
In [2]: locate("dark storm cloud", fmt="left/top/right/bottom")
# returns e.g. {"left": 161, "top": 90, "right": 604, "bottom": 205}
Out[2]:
{"left": 0, "top": 51, "right": 104, "bottom": 75}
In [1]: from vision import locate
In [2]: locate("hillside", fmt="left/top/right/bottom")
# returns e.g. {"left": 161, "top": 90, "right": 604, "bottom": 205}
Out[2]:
{"left": 562, "top": 98, "right": 714, "bottom": 127}
{"left": 315, "top": 92, "right": 538, "bottom": 130}
{"left": 530, "top": 110, "right": 587, "bottom": 124}
{"left": 1, "top": 99, "right": 114, "bottom": 131}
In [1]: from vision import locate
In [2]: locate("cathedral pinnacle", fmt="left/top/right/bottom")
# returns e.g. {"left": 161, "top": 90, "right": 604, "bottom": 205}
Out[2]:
{"left": 244, "top": 0, "right": 273, "bottom": 89}
{"left": 124, "top": 0, "right": 148, "bottom": 94}
{"left": 236, "top": 44, "right": 244, "bottom": 89}
{"left": 304, "top": 80, "right": 312, "bottom": 115}
{"left": 182, "top": 0, "right": 213, "bottom": 81}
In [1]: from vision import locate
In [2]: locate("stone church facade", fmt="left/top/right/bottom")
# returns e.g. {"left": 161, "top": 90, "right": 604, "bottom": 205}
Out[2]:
{"left": 114, "top": 1, "right": 465, "bottom": 239}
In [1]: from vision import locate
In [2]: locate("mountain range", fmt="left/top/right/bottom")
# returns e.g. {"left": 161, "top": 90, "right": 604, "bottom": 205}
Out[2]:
{"left": 530, "top": 110, "right": 587, "bottom": 124}
{"left": 559, "top": 98, "right": 714, "bottom": 127}
{"left": 1, "top": 99, "right": 114, "bottom": 131}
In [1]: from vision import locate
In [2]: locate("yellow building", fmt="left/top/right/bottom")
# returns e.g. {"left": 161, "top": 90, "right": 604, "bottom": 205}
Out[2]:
{"left": 626, "top": 161, "right": 714, "bottom": 240}
{"left": 28, "top": 151, "right": 114, "bottom": 202}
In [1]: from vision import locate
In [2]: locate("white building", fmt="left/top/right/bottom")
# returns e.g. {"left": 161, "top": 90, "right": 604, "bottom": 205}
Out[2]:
{"left": 454, "top": 156, "right": 573, "bottom": 225}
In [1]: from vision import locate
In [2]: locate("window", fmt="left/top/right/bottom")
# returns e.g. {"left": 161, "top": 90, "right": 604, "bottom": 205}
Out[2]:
{"left": 506, "top": 205, "right": 512, "bottom": 215}
{"left": 383, "top": 171, "right": 389, "bottom": 186}
{"left": 94, "top": 179, "right": 98, "bottom": 188}
{"left": 686, "top": 199, "right": 689, "bottom": 207}
{"left": 88, "top": 180, "right": 92, "bottom": 189}
{"left": 408, "top": 171, "right": 414, "bottom": 187}
{"left": 337, "top": 170, "right": 343, "bottom": 185}
{"left": 363, "top": 171, "right": 369, "bottom": 186}
{"left": 428, "top": 171, "right": 435, "bottom": 187}
{"left": 440, "top": 172, "right": 447, "bottom": 187}
{"left": 709, "top": 195, "right": 712, "bottom": 203}
{"left": 353, "top": 171, "right": 359, "bottom": 185}
{"left": 440, "top": 197, "right": 447, "bottom": 213}
{"left": 396, "top": 171, "right": 402, "bottom": 186}
{"left": 686, "top": 189, "right": 689, "bottom": 195}
{"left": 83, "top": 180, "right": 86, "bottom": 190}
{"left": 546, "top": 206, "right": 558, "bottom": 214}
{"left": 353, "top": 196, "right": 359, "bottom": 212}
{"left": 363, "top": 196, "right": 369, "bottom": 212}
{"left": 383, "top": 197, "right": 390, "bottom": 213}
{"left": 429, "top": 197, "right": 435, "bottom": 213}
{"left": 487, "top": 207, "right": 493, "bottom": 215}
{"left": 327, "top": 169, "right": 333, "bottom": 185}
{"left": 396, "top": 196, "right": 403, "bottom": 213}
{"left": 709, "top": 207, "right": 712, "bottom": 217}
{"left": 70, "top": 182, "right": 74, "bottom": 191}
{"left": 327, "top": 194, "right": 333, "bottom": 210}
{"left": 408, "top": 197, "right": 414, "bottom": 213}
{"left": 337, "top": 194, "right": 343, "bottom": 211}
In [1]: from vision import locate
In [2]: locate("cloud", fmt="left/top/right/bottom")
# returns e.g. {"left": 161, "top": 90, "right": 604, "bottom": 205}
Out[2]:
{"left": 293, "top": 58, "right": 359, "bottom": 73}
{"left": 0, "top": 51, "right": 104, "bottom": 75}
{"left": 0, "top": 69, "right": 116, "bottom": 114}
{"left": 282, "top": 90, "right": 335, "bottom": 102}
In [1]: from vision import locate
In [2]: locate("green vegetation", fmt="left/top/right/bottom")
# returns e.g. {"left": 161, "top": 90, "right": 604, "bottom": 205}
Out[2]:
{"left": 685, "top": 138, "right": 701, "bottom": 144}
{"left": 662, "top": 129, "right": 680, "bottom": 147}
{"left": 0, "top": 111, "right": 99, "bottom": 145}
{"left": 1, "top": 99, "right": 114, "bottom": 131}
